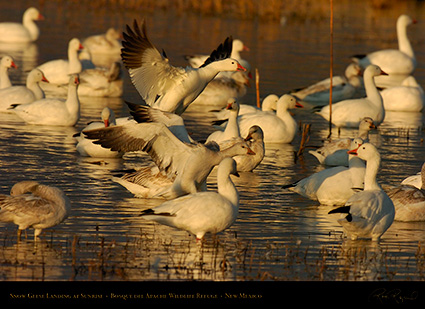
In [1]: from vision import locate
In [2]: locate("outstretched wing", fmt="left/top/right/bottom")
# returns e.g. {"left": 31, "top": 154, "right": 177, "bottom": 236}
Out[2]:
{"left": 121, "top": 19, "right": 187, "bottom": 106}
{"left": 84, "top": 121, "right": 198, "bottom": 177}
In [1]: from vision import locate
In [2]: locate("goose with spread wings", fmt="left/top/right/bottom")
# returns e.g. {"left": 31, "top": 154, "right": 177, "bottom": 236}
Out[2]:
{"left": 121, "top": 19, "right": 246, "bottom": 115}
{"left": 84, "top": 102, "right": 255, "bottom": 199}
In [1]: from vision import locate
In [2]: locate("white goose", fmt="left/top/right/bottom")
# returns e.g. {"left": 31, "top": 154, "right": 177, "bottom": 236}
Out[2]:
{"left": 0, "top": 68, "right": 48, "bottom": 112}
{"left": 213, "top": 94, "right": 278, "bottom": 119}
{"left": 0, "top": 181, "right": 71, "bottom": 241}
{"left": 352, "top": 14, "right": 417, "bottom": 76}
{"left": 206, "top": 98, "right": 240, "bottom": 144}
{"left": 317, "top": 65, "right": 387, "bottom": 128}
{"left": 328, "top": 143, "right": 395, "bottom": 241}
{"left": 82, "top": 28, "right": 122, "bottom": 56}
{"left": 75, "top": 107, "right": 123, "bottom": 158}
{"left": 0, "top": 7, "right": 43, "bottom": 43}
{"left": 387, "top": 163, "right": 425, "bottom": 222}
{"left": 283, "top": 138, "right": 365, "bottom": 205}
{"left": 380, "top": 76, "right": 424, "bottom": 112}
{"left": 237, "top": 94, "right": 303, "bottom": 143}
{"left": 190, "top": 71, "right": 249, "bottom": 108}
{"left": 0, "top": 55, "right": 17, "bottom": 89}
{"left": 224, "top": 125, "right": 265, "bottom": 172}
{"left": 121, "top": 20, "right": 246, "bottom": 115}
{"left": 37, "top": 38, "right": 84, "bottom": 85}
{"left": 84, "top": 104, "right": 255, "bottom": 199}
{"left": 140, "top": 157, "right": 240, "bottom": 241}
{"left": 309, "top": 117, "right": 376, "bottom": 166}
{"left": 291, "top": 63, "right": 362, "bottom": 104}
{"left": 10, "top": 74, "right": 80, "bottom": 126}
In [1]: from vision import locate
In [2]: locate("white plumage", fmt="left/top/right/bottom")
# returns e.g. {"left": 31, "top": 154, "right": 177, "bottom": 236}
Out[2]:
{"left": 140, "top": 157, "right": 240, "bottom": 240}
{"left": 0, "top": 7, "right": 43, "bottom": 43}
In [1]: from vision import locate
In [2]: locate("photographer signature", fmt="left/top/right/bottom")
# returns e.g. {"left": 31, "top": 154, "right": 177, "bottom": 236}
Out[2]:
{"left": 369, "top": 288, "right": 418, "bottom": 304}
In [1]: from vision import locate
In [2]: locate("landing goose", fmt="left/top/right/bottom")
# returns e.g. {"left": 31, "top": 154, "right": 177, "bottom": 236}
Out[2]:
{"left": 380, "top": 76, "right": 424, "bottom": 112}
{"left": 0, "top": 55, "right": 17, "bottom": 89}
{"left": 140, "top": 157, "right": 240, "bottom": 241}
{"left": 309, "top": 117, "right": 376, "bottom": 166}
{"left": 0, "top": 181, "right": 71, "bottom": 241}
{"left": 0, "top": 68, "right": 48, "bottom": 112}
{"left": 84, "top": 103, "right": 255, "bottom": 199}
{"left": 10, "top": 74, "right": 80, "bottom": 126}
{"left": 352, "top": 15, "right": 417, "bottom": 76}
{"left": 328, "top": 143, "right": 395, "bottom": 241}
{"left": 291, "top": 63, "right": 362, "bottom": 104}
{"left": 0, "top": 7, "right": 43, "bottom": 43}
{"left": 37, "top": 38, "right": 84, "bottom": 85}
{"left": 283, "top": 138, "right": 365, "bottom": 206}
{"left": 317, "top": 65, "right": 387, "bottom": 128}
{"left": 75, "top": 107, "right": 124, "bottom": 158}
{"left": 387, "top": 163, "right": 425, "bottom": 221}
{"left": 237, "top": 94, "right": 303, "bottom": 143}
{"left": 121, "top": 20, "right": 246, "bottom": 115}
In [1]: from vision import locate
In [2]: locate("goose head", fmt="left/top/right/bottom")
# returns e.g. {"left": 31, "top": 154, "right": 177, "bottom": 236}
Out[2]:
{"left": 10, "top": 180, "right": 40, "bottom": 196}
{"left": 1, "top": 56, "right": 17, "bottom": 70}
{"left": 244, "top": 125, "right": 264, "bottom": 142}
{"left": 277, "top": 94, "right": 303, "bottom": 110}
{"left": 28, "top": 68, "right": 49, "bottom": 84}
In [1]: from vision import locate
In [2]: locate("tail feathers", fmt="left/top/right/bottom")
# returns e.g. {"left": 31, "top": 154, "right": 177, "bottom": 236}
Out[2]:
{"left": 140, "top": 208, "right": 175, "bottom": 217}
{"left": 328, "top": 206, "right": 352, "bottom": 222}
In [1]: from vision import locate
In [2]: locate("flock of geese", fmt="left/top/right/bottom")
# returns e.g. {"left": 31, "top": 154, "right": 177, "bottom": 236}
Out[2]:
{"left": 0, "top": 8, "right": 423, "bottom": 243}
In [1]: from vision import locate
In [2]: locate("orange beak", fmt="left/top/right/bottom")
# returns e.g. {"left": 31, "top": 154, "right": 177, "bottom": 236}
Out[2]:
{"left": 295, "top": 101, "right": 304, "bottom": 108}
{"left": 11, "top": 61, "right": 17, "bottom": 69}
{"left": 237, "top": 63, "right": 247, "bottom": 72}
{"left": 347, "top": 144, "right": 362, "bottom": 155}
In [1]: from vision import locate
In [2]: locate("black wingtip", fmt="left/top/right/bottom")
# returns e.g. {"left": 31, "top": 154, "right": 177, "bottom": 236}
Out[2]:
{"left": 199, "top": 36, "right": 233, "bottom": 68}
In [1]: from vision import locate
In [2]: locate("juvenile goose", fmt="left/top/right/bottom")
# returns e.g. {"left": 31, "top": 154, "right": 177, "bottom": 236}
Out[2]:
{"left": 328, "top": 143, "right": 395, "bottom": 241}
{"left": 0, "top": 181, "right": 71, "bottom": 241}
{"left": 140, "top": 158, "right": 240, "bottom": 241}
{"left": 121, "top": 20, "right": 246, "bottom": 115}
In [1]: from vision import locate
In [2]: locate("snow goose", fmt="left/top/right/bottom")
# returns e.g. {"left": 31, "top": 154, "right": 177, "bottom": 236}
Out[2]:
{"left": 213, "top": 94, "right": 278, "bottom": 120}
{"left": 37, "top": 38, "right": 84, "bottom": 85}
{"left": 0, "top": 181, "right": 71, "bottom": 241}
{"left": 317, "top": 65, "right": 387, "bottom": 128}
{"left": 82, "top": 28, "right": 122, "bottom": 56}
{"left": 328, "top": 143, "right": 395, "bottom": 241}
{"left": 10, "top": 74, "right": 80, "bottom": 126}
{"left": 387, "top": 163, "right": 425, "bottom": 221}
{"left": 140, "top": 157, "right": 240, "bottom": 241}
{"left": 380, "top": 76, "right": 424, "bottom": 112}
{"left": 291, "top": 63, "right": 362, "bottom": 104}
{"left": 309, "top": 117, "right": 376, "bottom": 166}
{"left": 75, "top": 107, "right": 123, "bottom": 158}
{"left": 206, "top": 98, "right": 240, "bottom": 144}
{"left": 237, "top": 94, "right": 303, "bottom": 143}
{"left": 190, "top": 71, "right": 249, "bottom": 108}
{"left": 226, "top": 125, "right": 265, "bottom": 172}
{"left": 401, "top": 165, "right": 423, "bottom": 189}
{"left": 0, "top": 68, "right": 48, "bottom": 112}
{"left": 121, "top": 20, "right": 246, "bottom": 115}
{"left": 84, "top": 106, "right": 255, "bottom": 199}
{"left": 283, "top": 138, "right": 365, "bottom": 205}
{"left": 0, "top": 55, "right": 17, "bottom": 89}
{"left": 352, "top": 15, "right": 417, "bottom": 77}
{"left": 0, "top": 7, "right": 43, "bottom": 43}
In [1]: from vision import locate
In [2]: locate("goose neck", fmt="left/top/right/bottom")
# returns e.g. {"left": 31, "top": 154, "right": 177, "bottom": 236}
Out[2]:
{"left": 23, "top": 16, "right": 39, "bottom": 41}
{"left": 397, "top": 20, "right": 415, "bottom": 59}
{"left": 217, "top": 168, "right": 239, "bottom": 207}
{"left": 363, "top": 155, "right": 381, "bottom": 191}
{"left": 364, "top": 71, "right": 383, "bottom": 108}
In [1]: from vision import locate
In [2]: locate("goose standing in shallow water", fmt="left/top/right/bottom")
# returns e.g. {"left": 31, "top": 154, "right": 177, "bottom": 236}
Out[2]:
{"left": 0, "top": 55, "right": 18, "bottom": 89}
{"left": 0, "top": 7, "right": 43, "bottom": 43}
{"left": 140, "top": 158, "right": 240, "bottom": 241}
{"left": 0, "top": 68, "right": 48, "bottom": 112}
{"left": 10, "top": 74, "right": 80, "bottom": 126}
{"left": 283, "top": 138, "right": 365, "bottom": 205}
{"left": 387, "top": 163, "right": 425, "bottom": 222}
{"left": 309, "top": 117, "right": 376, "bottom": 166}
{"left": 317, "top": 65, "right": 387, "bottom": 129}
{"left": 328, "top": 143, "right": 395, "bottom": 241}
{"left": 352, "top": 15, "right": 417, "bottom": 77}
{"left": 0, "top": 181, "right": 71, "bottom": 241}
{"left": 237, "top": 94, "right": 303, "bottom": 143}
{"left": 121, "top": 20, "right": 246, "bottom": 115}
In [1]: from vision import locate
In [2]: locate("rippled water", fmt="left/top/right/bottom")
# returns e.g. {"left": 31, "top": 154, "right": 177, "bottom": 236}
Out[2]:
{"left": 0, "top": 1, "right": 424, "bottom": 284}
